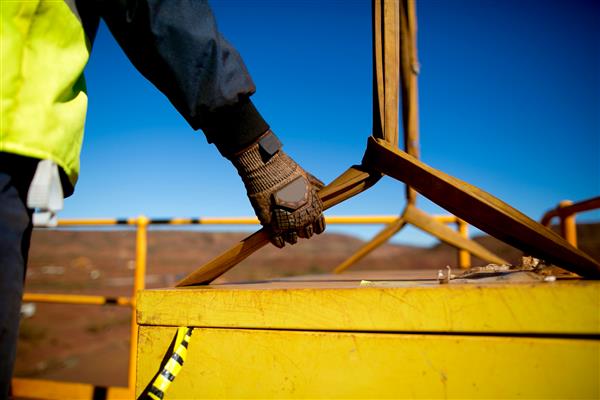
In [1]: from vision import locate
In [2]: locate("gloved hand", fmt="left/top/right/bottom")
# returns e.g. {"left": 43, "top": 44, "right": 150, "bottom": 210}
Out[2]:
{"left": 230, "top": 130, "right": 326, "bottom": 248}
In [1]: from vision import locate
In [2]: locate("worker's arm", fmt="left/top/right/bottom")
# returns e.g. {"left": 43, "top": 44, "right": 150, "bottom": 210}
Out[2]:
{"left": 90, "top": 0, "right": 325, "bottom": 246}
{"left": 91, "top": 0, "right": 265, "bottom": 151}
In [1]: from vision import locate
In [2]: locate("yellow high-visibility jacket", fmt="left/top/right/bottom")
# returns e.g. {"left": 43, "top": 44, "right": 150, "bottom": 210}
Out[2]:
{"left": 1, "top": 1, "right": 90, "bottom": 187}
{"left": 1, "top": 0, "right": 256, "bottom": 191}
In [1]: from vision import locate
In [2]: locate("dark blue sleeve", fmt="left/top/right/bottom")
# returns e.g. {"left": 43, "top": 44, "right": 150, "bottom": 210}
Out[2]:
{"left": 95, "top": 0, "right": 257, "bottom": 130}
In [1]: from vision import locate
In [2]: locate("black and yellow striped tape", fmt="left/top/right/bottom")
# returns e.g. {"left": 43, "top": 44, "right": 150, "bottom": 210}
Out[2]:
{"left": 147, "top": 327, "right": 194, "bottom": 400}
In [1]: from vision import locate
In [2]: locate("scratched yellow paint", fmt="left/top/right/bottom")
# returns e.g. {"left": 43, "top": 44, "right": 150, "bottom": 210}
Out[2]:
{"left": 136, "top": 327, "right": 599, "bottom": 399}
{"left": 137, "top": 280, "right": 600, "bottom": 334}
{"left": 136, "top": 279, "right": 600, "bottom": 398}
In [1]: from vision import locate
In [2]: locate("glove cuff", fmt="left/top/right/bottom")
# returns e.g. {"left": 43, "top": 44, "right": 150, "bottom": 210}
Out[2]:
{"left": 231, "top": 131, "right": 299, "bottom": 193}
{"left": 203, "top": 96, "right": 270, "bottom": 157}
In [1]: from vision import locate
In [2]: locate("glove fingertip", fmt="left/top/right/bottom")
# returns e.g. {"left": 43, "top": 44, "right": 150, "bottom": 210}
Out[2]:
{"left": 285, "top": 232, "right": 299, "bottom": 245}
{"left": 272, "top": 235, "right": 286, "bottom": 248}
{"left": 304, "top": 224, "right": 314, "bottom": 239}
{"left": 314, "top": 216, "right": 326, "bottom": 235}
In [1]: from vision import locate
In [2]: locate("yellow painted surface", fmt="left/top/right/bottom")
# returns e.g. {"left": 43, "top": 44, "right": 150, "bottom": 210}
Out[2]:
{"left": 136, "top": 327, "right": 599, "bottom": 399}
{"left": 137, "top": 280, "right": 600, "bottom": 334}
{"left": 137, "top": 277, "right": 600, "bottom": 398}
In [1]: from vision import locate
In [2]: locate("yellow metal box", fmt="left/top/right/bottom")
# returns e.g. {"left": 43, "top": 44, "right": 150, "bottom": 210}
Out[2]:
{"left": 135, "top": 271, "right": 600, "bottom": 399}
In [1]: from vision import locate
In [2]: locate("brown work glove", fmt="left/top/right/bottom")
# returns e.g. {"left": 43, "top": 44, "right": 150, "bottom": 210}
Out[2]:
{"left": 230, "top": 130, "right": 326, "bottom": 248}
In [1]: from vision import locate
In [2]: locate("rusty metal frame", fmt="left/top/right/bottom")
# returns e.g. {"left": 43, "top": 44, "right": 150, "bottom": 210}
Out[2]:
{"left": 176, "top": 0, "right": 599, "bottom": 286}
{"left": 333, "top": 0, "right": 505, "bottom": 273}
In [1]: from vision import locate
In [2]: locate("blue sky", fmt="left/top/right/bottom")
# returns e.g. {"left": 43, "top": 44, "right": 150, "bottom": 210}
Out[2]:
{"left": 66, "top": 0, "right": 599, "bottom": 246}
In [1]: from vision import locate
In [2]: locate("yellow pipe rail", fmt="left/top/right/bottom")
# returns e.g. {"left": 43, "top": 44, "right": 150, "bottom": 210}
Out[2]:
{"left": 128, "top": 215, "right": 148, "bottom": 390}
{"left": 559, "top": 200, "right": 578, "bottom": 248}
{"left": 20, "top": 215, "right": 151, "bottom": 399}
{"left": 56, "top": 218, "right": 127, "bottom": 226}
{"left": 54, "top": 214, "right": 461, "bottom": 226}
{"left": 22, "top": 293, "right": 132, "bottom": 306}
{"left": 11, "top": 378, "right": 131, "bottom": 400}
{"left": 457, "top": 219, "right": 471, "bottom": 268}
{"left": 332, "top": 213, "right": 472, "bottom": 274}
{"left": 540, "top": 196, "right": 600, "bottom": 248}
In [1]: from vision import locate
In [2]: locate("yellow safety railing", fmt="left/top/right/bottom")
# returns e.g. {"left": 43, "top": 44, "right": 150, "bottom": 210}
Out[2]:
{"left": 15, "top": 215, "right": 149, "bottom": 400}
{"left": 15, "top": 213, "right": 472, "bottom": 399}
{"left": 540, "top": 196, "right": 600, "bottom": 248}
